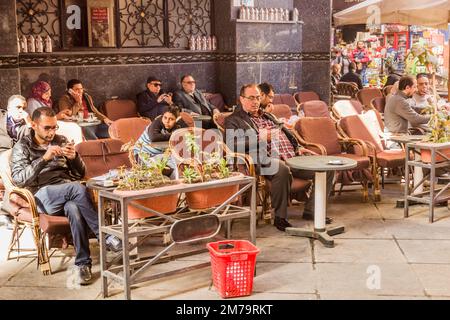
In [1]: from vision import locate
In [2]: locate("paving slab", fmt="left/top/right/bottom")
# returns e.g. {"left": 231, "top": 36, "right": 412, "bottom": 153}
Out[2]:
{"left": 333, "top": 218, "right": 391, "bottom": 239}
{"left": 384, "top": 219, "right": 450, "bottom": 240}
{"left": 316, "top": 263, "right": 425, "bottom": 297}
{"left": 256, "top": 237, "right": 312, "bottom": 263}
{"left": 314, "top": 239, "right": 406, "bottom": 264}
{"left": 397, "top": 240, "right": 450, "bottom": 264}
{"left": 411, "top": 264, "right": 450, "bottom": 297}
{"left": 0, "top": 285, "right": 100, "bottom": 300}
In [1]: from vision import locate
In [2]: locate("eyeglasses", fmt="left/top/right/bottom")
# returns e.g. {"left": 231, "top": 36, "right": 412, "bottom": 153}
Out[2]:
{"left": 151, "top": 83, "right": 162, "bottom": 87}
{"left": 40, "top": 125, "right": 59, "bottom": 132}
{"left": 183, "top": 81, "right": 196, "bottom": 84}
{"left": 242, "top": 95, "right": 262, "bottom": 102}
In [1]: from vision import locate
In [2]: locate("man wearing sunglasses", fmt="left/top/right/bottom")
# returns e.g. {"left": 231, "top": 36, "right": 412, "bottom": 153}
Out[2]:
{"left": 173, "top": 74, "right": 219, "bottom": 129}
{"left": 137, "top": 76, "right": 174, "bottom": 121}
{"left": 10, "top": 107, "right": 121, "bottom": 285}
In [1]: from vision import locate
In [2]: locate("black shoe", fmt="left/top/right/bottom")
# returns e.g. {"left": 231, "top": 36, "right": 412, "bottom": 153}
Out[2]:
{"left": 76, "top": 265, "right": 92, "bottom": 285}
{"left": 302, "top": 213, "right": 333, "bottom": 225}
{"left": 105, "top": 235, "right": 122, "bottom": 252}
{"left": 274, "top": 217, "right": 292, "bottom": 232}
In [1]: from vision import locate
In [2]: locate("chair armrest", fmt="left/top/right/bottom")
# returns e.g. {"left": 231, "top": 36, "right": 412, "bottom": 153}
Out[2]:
{"left": 297, "top": 147, "right": 319, "bottom": 156}
{"left": 339, "top": 138, "right": 369, "bottom": 156}
{"left": 10, "top": 187, "right": 40, "bottom": 225}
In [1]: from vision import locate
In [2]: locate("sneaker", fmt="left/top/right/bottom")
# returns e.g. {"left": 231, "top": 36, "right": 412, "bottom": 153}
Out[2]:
{"left": 76, "top": 265, "right": 92, "bottom": 285}
{"left": 302, "top": 213, "right": 333, "bottom": 225}
{"left": 105, "top": 235, "right": 122, "bottom": 252}
{"left": 274, "top": 217, "right": 292, "bottom": 232}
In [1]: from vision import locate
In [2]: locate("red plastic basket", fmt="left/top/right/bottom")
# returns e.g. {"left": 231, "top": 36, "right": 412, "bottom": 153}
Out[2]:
{"left": 207, "top": 240, "right": 260, "bottom": 298}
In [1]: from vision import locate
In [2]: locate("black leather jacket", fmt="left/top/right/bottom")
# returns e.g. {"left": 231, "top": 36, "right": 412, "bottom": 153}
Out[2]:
{"left": 11, "top": 131, "right": 85, "bottom": 194}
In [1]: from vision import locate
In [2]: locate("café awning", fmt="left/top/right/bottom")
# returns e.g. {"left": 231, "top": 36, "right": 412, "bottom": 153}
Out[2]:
{"left": 334, "top": 0, "right": 450, "bottom": 30}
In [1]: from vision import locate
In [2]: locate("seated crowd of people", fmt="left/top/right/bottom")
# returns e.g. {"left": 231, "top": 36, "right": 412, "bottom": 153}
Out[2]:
{"left": 0, "top": 69, "right": 443, "bottom": 287}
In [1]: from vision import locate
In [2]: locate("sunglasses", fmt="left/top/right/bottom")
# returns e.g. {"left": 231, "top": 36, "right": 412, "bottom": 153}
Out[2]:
{"left": 183, "top": 81, "right": 196, "bottom": 84}
{"left": 151, "top": 83, "right": 162, "bottom": 87}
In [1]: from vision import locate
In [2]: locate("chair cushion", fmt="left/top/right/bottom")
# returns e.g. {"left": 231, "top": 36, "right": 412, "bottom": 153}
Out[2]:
{"left": 271, "top": 104, "right": 292, "bottom": 120}
{"left": 340, "top": 114, "right": 384, "bottom": 153}
{"left": 205, "top": 93, "right": 228, "bottom": 112}
{"left": 103, "top": 99, "right": 138, "bottom": 121}
{"left": 294, "top": 91, "right": 320, "bottom": 104}
{"left": 76, "top": 139, "right": 131, "bottom": 179}
{"left": 357, "top": 88, "right": 383, "bottom": 107}
{"left": 108, "top": 117, "right": 151, "bottom": 144}
{"left": 376, "top": 150, "right": 405, "bottom": 168}
{"left": 300, "top": 101, "right": 330, "bottom": 118}
{"left": 296, "top": 118, "right": 341, "bottom": 155}
{"left": 273, "top": 94, "right": 297, "bottom": 112}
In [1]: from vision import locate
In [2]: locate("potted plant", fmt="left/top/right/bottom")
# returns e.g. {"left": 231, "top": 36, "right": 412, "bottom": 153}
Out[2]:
{"left": 180, "top": 134, "right": 241, "bottom": 210}
{"left": 114, "top": 145, "right": 180, "bottom": 219}
{"left": 420, "top": 106, "right": 450, "bottom": 163}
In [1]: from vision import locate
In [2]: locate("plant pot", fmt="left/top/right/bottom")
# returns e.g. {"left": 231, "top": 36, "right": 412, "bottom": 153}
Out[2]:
{"left": 185, "top": 184, "right": 239, "bottom": 210}
{"left": 420, "top": 147, "right": 450, "bottom": 163}
{"left": 114, "top": 188, "right": 179, "bottom": 220}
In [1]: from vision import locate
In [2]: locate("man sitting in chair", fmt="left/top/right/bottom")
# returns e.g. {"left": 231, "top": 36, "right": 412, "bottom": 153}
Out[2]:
{"left": 11, "top": 107, "right": 121, "bottom": 285}
{"left": 224, "top": 84, "right": 334, "bottom": 232}
{"left": 173, "top": 74, "right": 219, "bottom": 129}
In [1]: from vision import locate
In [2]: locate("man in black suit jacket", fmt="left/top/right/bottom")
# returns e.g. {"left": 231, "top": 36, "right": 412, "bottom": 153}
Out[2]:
{"left": 136, "top": 76, "right": 174, "bottom": 120}
{"left": 172, "top": 75, "right": 219, "bottom": 129}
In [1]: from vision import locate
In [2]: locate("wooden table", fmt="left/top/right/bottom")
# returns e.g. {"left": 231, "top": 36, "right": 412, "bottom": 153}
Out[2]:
{"left": 89, "top": 174, "right": 256, "bottom": 300}
{"left": 285, "top": 156, "right": 357, "bottom": 248}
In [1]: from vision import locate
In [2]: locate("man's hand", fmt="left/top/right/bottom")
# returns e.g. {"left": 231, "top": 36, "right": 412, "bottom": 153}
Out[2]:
{"left": 104, "top": 118, "right": 113, "bottom": 126}
{"left": 69, "top": 89, "right": 82, "bottom": 103}
{"left": 43, "top": 145, "right": 63, "bottom": 161}
{"left": 62, "top": 142, "right": 76, "bottom": 160}
{"left": 57, "top": 109, "right": 72, "bottom": 120}
{"left": 213, "top": 109, "right": 220, "bottom": 115}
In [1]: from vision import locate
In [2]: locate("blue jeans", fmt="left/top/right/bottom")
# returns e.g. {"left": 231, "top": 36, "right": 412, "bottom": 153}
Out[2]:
{"left": 34, "top": 182, "right": 99, "bottom": 267}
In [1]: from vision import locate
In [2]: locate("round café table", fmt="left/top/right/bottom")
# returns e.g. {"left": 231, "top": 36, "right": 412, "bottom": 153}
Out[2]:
{"left": 285, "top": 155, "right": 357, "bottom": 248}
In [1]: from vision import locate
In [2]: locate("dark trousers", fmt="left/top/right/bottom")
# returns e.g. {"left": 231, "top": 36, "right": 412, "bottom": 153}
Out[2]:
{"left": 82, "top": 123, "right": 110, "bottom": 140}
{"left": 261, "top": 159, "right": 334, "bottom": 219}
{"left": 34, "top": 182, "right": 99, "bottom": 267}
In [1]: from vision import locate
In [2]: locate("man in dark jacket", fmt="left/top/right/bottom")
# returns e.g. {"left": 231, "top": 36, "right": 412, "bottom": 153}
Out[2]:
{"left": 172, "top": 74, "right": 219, "bottom": 129}
{"left": 224, "top": 84, "right": 334, "bottom": 231}
{"left": 11, "top": 107, "right": 120, "bottom": 285}
{"left": 136, "top": 76, "right": 174, "bottom": 120}
{"left": 340, "top": 62, "right": 364, "bottom": 90}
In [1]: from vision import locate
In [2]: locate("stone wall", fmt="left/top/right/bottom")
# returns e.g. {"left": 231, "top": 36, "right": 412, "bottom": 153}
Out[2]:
{"left": 0, "top": 0, "right": 332, "bottom": 109}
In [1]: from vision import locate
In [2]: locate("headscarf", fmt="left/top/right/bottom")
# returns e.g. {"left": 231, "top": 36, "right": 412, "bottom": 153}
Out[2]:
{"left": 30, "top": 81, "right": 52, "bottom": 107}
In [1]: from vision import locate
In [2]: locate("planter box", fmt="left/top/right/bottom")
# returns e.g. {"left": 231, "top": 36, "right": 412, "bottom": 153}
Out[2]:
{"left": 185, "top": 184, "right": 239, "bottom": 210}
{"left": 114, "top": 187, "right": 179, "bottom": 219}
{"left": 421, "top": 147, "right": 450, "bottom": 163}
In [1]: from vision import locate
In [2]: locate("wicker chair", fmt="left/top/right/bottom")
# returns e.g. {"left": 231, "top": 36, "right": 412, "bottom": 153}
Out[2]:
{"left": 108, "top": 117, "right": 151, "bottom": 144}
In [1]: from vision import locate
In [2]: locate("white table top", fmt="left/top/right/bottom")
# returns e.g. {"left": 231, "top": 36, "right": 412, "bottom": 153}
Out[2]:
{"left": 286, "top": 156, "right": 357, "bottom": 172}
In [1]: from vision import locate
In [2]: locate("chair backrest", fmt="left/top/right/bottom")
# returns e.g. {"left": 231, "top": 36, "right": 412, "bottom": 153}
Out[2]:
{"left": 213, "top": 112, "right": 232, "bottom": 134}
{"left": 205, "top": 93, "right": 228, "bottom": 112}
{"left": 332, "top": 99, "right": 364, "bottom": 119}
{"left": 56, "top": 121, "right": 84, "bottom": 145}
{"left": 271, "top": 104, "right": 292, "bottom": 120}
{"left": 103, "top": 99, "right": 138, "bottom": 121}
{"left": 336, "top": 82, "right": 359, "bottom": 98}
{"left": 295, "top": 118, "right": 341, "bottom": 155}
{"left": 339, "top": 113, "right": 384, "bottom": 153}
{"left": 357, "top": 88, "right": 383, "bottom": 107}
{"left": 299, "top": 100, "right": 330, "bottom": 118}
{"left": 370, "top": 97, "right": 386, "bottom": 113}
{"left": 75, "top": 139, "right": 131, "bottom": 179}
{"left": 273, "top": 94, "right": 298, "bottom": 112}
{"left": 180, "top": 112, "right": 195, "bottom": 127}
{"left": 108, "top": 117, "right": 151, "bottom": 144}
{"left": 383, "top": 85, "right": 393, "bottom": 97}
{"left": 294, "top": 91, "right": 320, "bottom": 105}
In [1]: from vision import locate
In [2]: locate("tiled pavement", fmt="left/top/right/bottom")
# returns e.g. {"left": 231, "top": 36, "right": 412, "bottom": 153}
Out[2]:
{"left": 1, "top": 184, "right": 450, "bottom": 300}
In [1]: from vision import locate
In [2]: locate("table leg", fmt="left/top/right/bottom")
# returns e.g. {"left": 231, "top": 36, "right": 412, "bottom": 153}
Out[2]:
{"left": 286, "top": 171, "right": 345, "bottom": 248}
{"left": 250, "top": 178, "right": 257, "bottom": 245}
{"left": 98, "top": 196, "right": 108, "bottom": 298}
{"left": 121, "top": 200, "right": 131, "bottom": 300}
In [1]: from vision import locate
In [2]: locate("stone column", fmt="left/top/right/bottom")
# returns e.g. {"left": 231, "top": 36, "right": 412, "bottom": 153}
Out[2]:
{"left": 0, "top": 0, "right": 20, "bottom": 108}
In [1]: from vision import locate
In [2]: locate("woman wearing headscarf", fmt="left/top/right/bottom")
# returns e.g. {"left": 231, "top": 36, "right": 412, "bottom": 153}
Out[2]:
{"left": 27, "top": 81, "right": 71, "bottom": 120}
